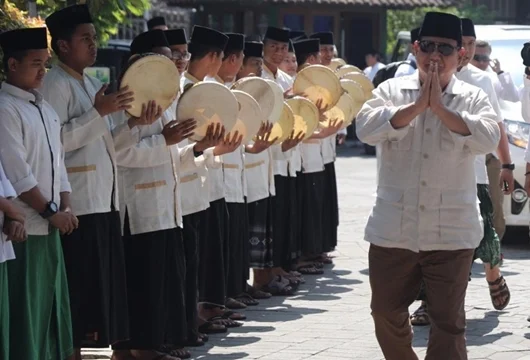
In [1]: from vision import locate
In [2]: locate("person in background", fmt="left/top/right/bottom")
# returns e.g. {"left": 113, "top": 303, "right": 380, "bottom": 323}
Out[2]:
{"left": 357, "top": 12, "right": 500, "bottom": 359}
{"left": 279, "top": 40, "right": 297, "bottom": 77}
{"left": 472, "top": 40, "right": 520, "bottom": 102}
{"left": 363, "top": 49, "right": 385, "bottom": 81}
{"left": 147, "top": 16, "right": 168, "bottom": 31}
{"left": 0, "top": 27, "right": 78, "bottom": 360}
{"left": 165, "top": 28, "right": 190, "bottom": 75}
{"left": 394, "top": 27, "right": 420, "bottom": 78}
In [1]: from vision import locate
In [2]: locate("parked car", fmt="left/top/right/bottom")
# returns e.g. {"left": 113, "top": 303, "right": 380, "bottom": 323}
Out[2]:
{"left": 391, "top": 25, "right": 530, "bottom": 235}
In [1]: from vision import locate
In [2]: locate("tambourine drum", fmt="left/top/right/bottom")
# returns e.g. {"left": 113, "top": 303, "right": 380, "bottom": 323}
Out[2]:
{"left": 231, "top": 77, "right": 279, "bottom": 124}
{"left": 336, "top": 64, "right": 362, "bottom": 77}
{"left": 119, "top": 53, "right": 180, "bottom": 118}
{"left": 341, "top": 72, "right": 374, "bottom": 100}
{"left": 340, "top": 79, "right": 368, "bottom": 127}
{"left": 176, "top": 82, "right": 239, "bottom": 142}
{"left": 270, "top": 102, "right": 295, "bottom": 144}
{"left": 231, "top": 90, "right": 264, "bottom": 144}
{"left": 286, "top": 97, "right": 319, "bottom": 140}
{"left": 329, "top": 58, "right": 347, "bottom": 71}
{"left": 323, "top": 93, "right": 357, "bottom": 129}
{"left": 293, "top": 65, "right": 343, "bottom": 112}
{"left": 263, "top": 79, "right": 286, "bottom": 124}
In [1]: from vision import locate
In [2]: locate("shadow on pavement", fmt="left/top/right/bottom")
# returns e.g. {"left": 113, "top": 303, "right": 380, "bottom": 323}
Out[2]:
{"left": 195, "top": 352, "right": 248, "bottom": 359}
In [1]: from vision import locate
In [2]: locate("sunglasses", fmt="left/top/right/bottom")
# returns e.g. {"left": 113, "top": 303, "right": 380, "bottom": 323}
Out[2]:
{"left": 419, "top": 40, "right": 458, "bottom": 57}
{"left": 473, "top": 54, "right": 490, "bottom": 63}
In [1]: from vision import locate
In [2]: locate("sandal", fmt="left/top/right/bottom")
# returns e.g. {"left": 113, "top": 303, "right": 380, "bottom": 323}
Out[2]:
{"left": 234, "top": 293, "right": 259, "bottom": 306}
{"left": 488, "top": 276, "right": 510, "bottom": 310}
{"left": 199, "top": 333, "right": 208, "bottom": 342}
{"left": 158, "top": 346, "right": 190, "bottom": 359}
{"left": 262, "top": 278, "right": 296, "bottom": 296}
{"left": 208, "top": 315, "right": 243, "bottom": 328}
{"left": 185, "top": 337, "right": 204, "bottom": 347}
{"left": 247, "top": 286, "right": 272, "bottom": 299}
{"left": 198, "top": 321, "right": 227, "bottom": 334}
{"left": 410, "top": 303, "right": 430, "bottom": 326}
{"left": 225, "top": 297, "right": 247, "bottom": 310}
{"left": 223, "top": 310, "right": 247, "bottom": 321}
{"left": 296, "top": 265, "right": 324, "bottom": 275}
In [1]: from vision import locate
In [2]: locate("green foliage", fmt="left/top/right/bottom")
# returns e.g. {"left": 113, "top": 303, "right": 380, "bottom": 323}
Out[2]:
{"left": 386, "top": 1, "right": 495, "bottom": 54}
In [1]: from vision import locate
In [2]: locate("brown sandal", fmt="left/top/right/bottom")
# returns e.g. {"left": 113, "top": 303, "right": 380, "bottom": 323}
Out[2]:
{"left": 410, "top": 304, "right": 430, "bottom": 326}
{"left": 488, "top": 276, "right": 510, "bottom": 310}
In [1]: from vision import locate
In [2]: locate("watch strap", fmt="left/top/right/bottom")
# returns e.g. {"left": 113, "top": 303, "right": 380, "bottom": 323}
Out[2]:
{"left": 501, "top": 163, "right": 515, "bottom": 170}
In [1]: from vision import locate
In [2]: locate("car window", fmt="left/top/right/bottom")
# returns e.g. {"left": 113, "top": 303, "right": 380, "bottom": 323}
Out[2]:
{"left": 392, "top": 39, "right": 410, "bottom": 63}
{"left": 489, "top": 39, "right": 526, "bottom": 89}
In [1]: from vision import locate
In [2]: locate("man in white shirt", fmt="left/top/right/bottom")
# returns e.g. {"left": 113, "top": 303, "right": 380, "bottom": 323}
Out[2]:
{"left": 356, "top": 12, "right": 500, "bottom": 359}
{"left": 179, "top": 26, "right": 246, "bottom": 332}
{"left": 42, "top": 6, "right": 155, "bottom": 357}
{"left": 310, "top": 31, "right": 347, "bottom": 262}
{"left": 0, "top": 159, "right": 26, "bottom": 360}
{"left": 363, "top": 49, "right": 385, "bottom": 81}
{"left": 261, "top": 26, "right": 305, "bottom": 295}
{"left": 0, "top": 27, "right": 79, "bottom": 360}
{"left": 471, "top": 40, "right": 521, "bottom": 103}
{"left": 279, "top": 39, "right": 298, "bottom": 77}
{"left": 165, "top": 28, "right": 190, "bottom": 75}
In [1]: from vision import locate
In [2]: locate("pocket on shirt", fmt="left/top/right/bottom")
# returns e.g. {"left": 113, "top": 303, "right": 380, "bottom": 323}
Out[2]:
{"left": 439, "top": 189, "right": 481, "bottom": 243}
{"left": 389, "top": 126, "right": 414, "bottom": 151}
{"left": 366, "top": 187, "right": 404, "bottom": 240}
{"left": 132, "top": 180, "right": 168, "bottom": 217}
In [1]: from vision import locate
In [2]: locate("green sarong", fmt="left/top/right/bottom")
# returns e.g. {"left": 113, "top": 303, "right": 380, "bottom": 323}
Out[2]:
{"left": 0, "top": 261, "right": 9, "bottom": 360}
{"left": 7, "top": 230, "right": 74, "bottom": 360}
{"left": 474, "top": 184, "right": 501, "bottom": 268}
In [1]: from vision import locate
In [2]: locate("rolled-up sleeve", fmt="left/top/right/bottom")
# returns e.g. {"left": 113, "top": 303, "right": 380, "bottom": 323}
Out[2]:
{"left": 59, "top": 144, "right": 72, "bottom": 193}
{"left": 451, "top": 90, "right": 500, "bottom": 155}
{"left": 356, "top": 83, "right": 412, "bottom": 146}
{"left": 109, "top": 111, "right": 140, "bottom": 152}
{"left": 0, "top": 161, "right": 16, "bottom": 199}
{"left": 0, "top": 107, "right": 38, "bottom": 194}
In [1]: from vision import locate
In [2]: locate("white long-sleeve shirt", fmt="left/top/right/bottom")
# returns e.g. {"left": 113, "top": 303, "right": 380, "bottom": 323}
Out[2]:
{"left": 356, "top": 73, "right": 500, "bottom": 252}
{"left": 41, "top": 63, "right": 139, "bottom": 216}
{"left": 485, "top": 67, "right": 521, "bottom": 103}
{"left": 456, "top": 64, "right": 504, "bottom": 185}
{"left": 0, "top": 161, "right": 15, "bottom": 263}
{"left": 0, "top": 83, "right": 71, "bottom": 236}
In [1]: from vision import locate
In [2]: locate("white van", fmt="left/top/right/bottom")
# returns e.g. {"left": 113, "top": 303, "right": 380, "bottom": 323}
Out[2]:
{"left": 392, "top": 25, "right": 530, "bottom": 235}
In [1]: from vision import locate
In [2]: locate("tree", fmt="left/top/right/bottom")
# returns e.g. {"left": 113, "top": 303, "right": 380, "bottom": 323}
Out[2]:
{"left": 386, "top": 1, "right": 495, "bottom": 54}
{"left": 12, "top": 0, "right": 151, "bottom": 43}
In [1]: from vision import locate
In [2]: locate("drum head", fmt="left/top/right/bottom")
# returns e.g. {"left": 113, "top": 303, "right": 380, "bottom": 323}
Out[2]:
{"left": 328, "top": 58, "right": 347, "bottom": 71}
{"left": 120, "top": 54, "right": 180, "bottom": 118}
{"left": 293, "top": 65, "right": 343, "bottom": 112}
{"left": 286, "top": 97, "right": 319, "bottom": 140}
{"left": 336, "top": 64, "right": 362, "bottom": 77}
{"left": 177, "top": 82, "right": 239, "bottom": 142}
{"left": 270, "top": 102, "right": 295, "bottom": 144}
{"left": 231, "top": 77, "right": 278, "bottom": 124}
{"left": 263, "top": 79, "right": 286, "bottom": 124}
{"left": 231, "top": 90, "right": 264, "bottom": 144}
{"left": 341, "top": 72, "right": 374, "bottom": 100}
{"left": 323, "top": 93, "right": 357, "bottom": 129}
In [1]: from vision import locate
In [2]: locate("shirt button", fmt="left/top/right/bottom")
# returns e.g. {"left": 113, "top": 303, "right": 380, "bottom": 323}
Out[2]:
{"left": 419, "top": 205, "right": 425, "bottom": 211}
{"left": 426, "top": 128, "right": 432, "bottom": 134}
{"left": 421, "top": 181, "right": 427, "bottom": 186}
{"left": 423, "top": 154, "right": 429, "bottom": 159}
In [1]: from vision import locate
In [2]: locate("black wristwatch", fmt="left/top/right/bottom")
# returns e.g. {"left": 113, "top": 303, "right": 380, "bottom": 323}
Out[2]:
{"left": 502, "top": 163, "right": 515, "bottom": 170}
{"left": 40, "top": 201, "right": 58, "bottom": 219}
{"left": 193, "top": 149, "right": 203, "bottom": 157}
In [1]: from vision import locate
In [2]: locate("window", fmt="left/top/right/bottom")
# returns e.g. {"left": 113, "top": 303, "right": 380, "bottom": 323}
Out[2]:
{"left": 283, "top": 14, "right": 304, "bottom": 31}
{"left": 223, "top": 14, "right": 234, "bottom": 32}
{"left": 208, "top": 14, "right": 220, "bottom": 29}
{"left": 313, "top": 15, "right": 333, "bottom": 33}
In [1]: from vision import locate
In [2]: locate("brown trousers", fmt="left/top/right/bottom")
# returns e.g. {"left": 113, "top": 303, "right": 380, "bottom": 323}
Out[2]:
{"left": 486, "top": 154, "right": 505, "bottom": 241}
{"left": 369, "top": 244, "right": 474, "bottom": 360}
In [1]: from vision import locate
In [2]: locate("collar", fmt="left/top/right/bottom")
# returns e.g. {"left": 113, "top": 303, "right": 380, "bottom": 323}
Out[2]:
{"left": 58, "top": 62, "right": 84, "bottom": 81}
{"left": 263, "top": 63, "right": 277, "bottom": 79}
{"left": 400, "top": 73, "right": 463, "bottom": 95}
{"left": 1, "top": 82, "right": 41, "bottom": 103}
{"left": 184, "top": 71, "right": 200, "bottom": 84}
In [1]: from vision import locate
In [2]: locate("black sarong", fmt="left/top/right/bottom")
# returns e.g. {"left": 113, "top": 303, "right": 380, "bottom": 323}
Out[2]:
{"left": 182, "top": 211, "right": 203, "bottom": 340}
{"left": 299, "top": 171, "right": 325, "bottom": 255}
{"left": 226, "top": 202, "right": 249, "bottom": 297}
{"left": 198, "top": 199, "right": 228, "bottom": 305}
{"left": 322, "top": 162, "right": 339, "bottom": 252}
{"left": 61, "top": 211, "right": 129, "bottom": 348}
{"left": 272, "top": 175, "right": 296, "bottom": 269}
{"left": 119, "top": 214, "right": 186, "bottom": 350}
{"left": 247, "top": 197, "right": 274, "bottom": 269}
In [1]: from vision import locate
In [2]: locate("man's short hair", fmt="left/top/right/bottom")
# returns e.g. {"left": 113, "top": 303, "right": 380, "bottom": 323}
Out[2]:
{"left": 188, "top": 43, "right": 223, "bottom": 62}
{"left": 475, "top": 40, "right": 492, "bottom": 52}
{"left": 2, "top": 50, "right": 28, "bottom": 72}
{"left": 296, "top": 52, "right": 318, "bottom": 67}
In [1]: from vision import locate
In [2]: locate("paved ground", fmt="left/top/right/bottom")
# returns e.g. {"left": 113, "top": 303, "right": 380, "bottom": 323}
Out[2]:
{"left": 83, "top": 144, "right": 530, "bottom": 359}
